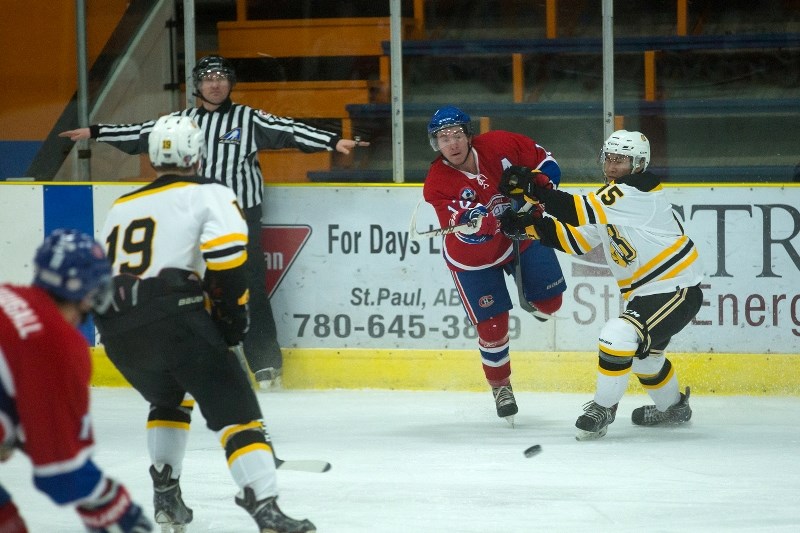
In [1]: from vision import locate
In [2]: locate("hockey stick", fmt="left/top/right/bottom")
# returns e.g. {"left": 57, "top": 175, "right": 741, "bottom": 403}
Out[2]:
{"left": 276, "top": 458, "right": 332, "bottom": 473}
{"left": 511, "top": 203, "right": 564, "bottom": 322}
{"left": 408, "top": 197, "right": 483, "bottom": 241}
{"left": 230, "top": 344, "right": 332, "bottom": 473}
{"left": 196, "top": 446, "right": 332, "bottom": 473}
{"left": 230, "top": 344, "right": 258, "bottom": 390}
{"left": 512, "top": 239, "right": 550, "bottom": 320}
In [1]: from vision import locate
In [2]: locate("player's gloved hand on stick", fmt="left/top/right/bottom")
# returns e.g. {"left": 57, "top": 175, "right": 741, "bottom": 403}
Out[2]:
{"left": 77, "top": 478, "right": 153, "bottom": 532}
{"left": 211, "top": 301, "right": 250, "bottom": 346}
{"left": 204, "top": 271, "right": 251, "bottom": 346}
{"left": 498, "top": 165, "right": 534, "bottom": 204}
{"left": 458, "top": 206, "right": 498, "bottom": 238}
{"left": 500, "top": 205, "right": 544, "bottom": 240}
{"left": 499, "top": 166, "right": 554, "bottom": 202}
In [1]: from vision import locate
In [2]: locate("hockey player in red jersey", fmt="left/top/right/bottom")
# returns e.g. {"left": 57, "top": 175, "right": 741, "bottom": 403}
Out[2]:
{"left": 423, "top": 106, "right": 567, "bottom": 424}
{"left": 0, "top": 229, "right": 152, "bottom": 533}
{"left": 95, "top": 115, "right": 315, "bottom": 533}
{"left": 499, "top": 130, "right": 704, "bottom": 440}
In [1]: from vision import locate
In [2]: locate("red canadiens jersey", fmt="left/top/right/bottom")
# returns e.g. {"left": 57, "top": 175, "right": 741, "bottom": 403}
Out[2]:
{"left": 423, "top": 130, "right": 558, "bottom": 271}
{"left": 0, "top": 285, "right": 101, "bottom": 504}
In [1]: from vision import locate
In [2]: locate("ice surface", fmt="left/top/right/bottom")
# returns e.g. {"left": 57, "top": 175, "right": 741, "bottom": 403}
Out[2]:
{"left": 4, "top": 388, "right": 800, "bottom": 532}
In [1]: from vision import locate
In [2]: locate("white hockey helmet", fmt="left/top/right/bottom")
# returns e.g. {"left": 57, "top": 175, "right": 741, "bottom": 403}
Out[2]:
{"left": 148, "top": 115, "right": 206, "bottom": 168}
{"left": 600, "top": 130, "right": 650, "bottom": 172}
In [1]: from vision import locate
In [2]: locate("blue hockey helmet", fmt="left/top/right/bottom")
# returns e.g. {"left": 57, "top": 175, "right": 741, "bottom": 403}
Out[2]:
{"left": 427, "top": 106, "right": 473, "bottom": 151}
{"left": 33, "top": 229, "right": 113, "bottom": 313}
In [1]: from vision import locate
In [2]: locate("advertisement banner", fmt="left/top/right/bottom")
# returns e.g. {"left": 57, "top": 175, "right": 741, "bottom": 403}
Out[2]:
{"left": 263, "top": 185, "right": 800, "bottom": 353}
{"left": 1, "top": 182, "right": 797, "bottom": 354}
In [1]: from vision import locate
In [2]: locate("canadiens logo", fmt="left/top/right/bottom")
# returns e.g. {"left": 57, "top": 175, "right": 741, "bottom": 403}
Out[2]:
{"left": 478, "top": 295, "right": 494, "bottom": 308}
{"left": 219, "top": 127, "right": 241, "bottom": 144}
{"left": 459, "top": 187, "right": 476, "bottom": 202}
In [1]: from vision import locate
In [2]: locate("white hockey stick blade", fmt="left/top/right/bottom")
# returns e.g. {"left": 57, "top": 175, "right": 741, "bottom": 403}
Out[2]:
{"left": 408, "top": 197, "right": 483, "bottom": 240}
{"left": 276, "top": 459, "right": 332, "bottom": 473}
{"left": 409, "top": 218, "right": 482, "bottom": 240}
{"left": 523, "top": 307, "right": 568, "bottom": 321}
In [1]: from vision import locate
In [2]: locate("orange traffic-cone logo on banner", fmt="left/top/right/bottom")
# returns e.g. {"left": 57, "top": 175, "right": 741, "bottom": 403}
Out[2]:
{"left": 260, "top": 225, "right": 312, "bottom": 298}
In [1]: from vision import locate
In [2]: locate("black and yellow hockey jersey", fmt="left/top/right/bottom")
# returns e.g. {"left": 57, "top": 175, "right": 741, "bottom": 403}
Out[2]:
{"left": 532, "top": 172, "right": 705, "bottom": 300}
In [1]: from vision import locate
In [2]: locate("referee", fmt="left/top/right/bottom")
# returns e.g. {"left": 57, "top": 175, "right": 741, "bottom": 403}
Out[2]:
{"left": 61, "top": 55, "right": 368, "bottom": 388}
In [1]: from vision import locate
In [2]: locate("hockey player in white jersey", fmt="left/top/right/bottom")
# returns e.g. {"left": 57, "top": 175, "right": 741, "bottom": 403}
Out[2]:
{"left": 95, "top": 115, "right": 315, "bottom": 532}
{"left": 498, "top": 130, "right": 704, "bottom": 440}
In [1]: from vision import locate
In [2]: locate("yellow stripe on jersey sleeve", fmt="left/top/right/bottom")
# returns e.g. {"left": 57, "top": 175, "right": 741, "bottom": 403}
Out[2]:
{"left": 586, "top": 193, "right": 608, "bottom": 225}
{"left": 568, "top": 225, "right": 593, "bottom": 252}
{"left": 206, "top": 251, "right": 247, "bottom": 271}
{"left": 201, "top": 233, "right": 247, "bottom": 251}
{"left": 554, "top": 223, "right": 592, "bottom": 254}
{"left": 573, "top": 194, "right": 590, "bottom": 225}
{"left": 554, "top": 223, "right": 574, "bottom": 252}
{"left": 202, "top": 232, "right": 248, "bottom": 271}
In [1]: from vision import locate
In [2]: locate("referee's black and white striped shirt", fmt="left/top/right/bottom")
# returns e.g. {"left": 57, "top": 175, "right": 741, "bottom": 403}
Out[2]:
{"left": 91, "top": 99, "right": 340, "bottom": 209}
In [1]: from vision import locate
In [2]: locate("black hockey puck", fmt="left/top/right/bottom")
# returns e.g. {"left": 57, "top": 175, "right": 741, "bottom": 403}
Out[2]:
{"left": 523, "top": 444, "right": 542, "bottom": 458}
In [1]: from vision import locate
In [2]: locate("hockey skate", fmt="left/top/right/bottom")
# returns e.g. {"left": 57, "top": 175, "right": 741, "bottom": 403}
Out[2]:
{"left": 150, "top": 464, "right": 193, "bottom": 533}
{"left": 632, "top": 386, "right": 692, "bottom": 426}
{"left": 255, "top": 367, "right": 283, "bottom": 391}
{"left": 492, "top": 385, "right": 518, "bottom": 426}
{"left": 575, "top": 401, "right": 618, "bottom": 441}
{"left": 235, "top": 487, "right": 316, "bottom": 533}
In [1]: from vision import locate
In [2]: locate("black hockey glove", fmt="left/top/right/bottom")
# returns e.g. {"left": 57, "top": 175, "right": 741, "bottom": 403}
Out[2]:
{"left": 500, "top": 206, "right": 543, "bottom": 240}
{"left": 210, "top": 298, "right": 250, "bottom": 346}
{"left": 499, "top": 166, "right": 554, "bottom": 203}
{"left": 204, "top": 268, "right": 250, "bottom": 346}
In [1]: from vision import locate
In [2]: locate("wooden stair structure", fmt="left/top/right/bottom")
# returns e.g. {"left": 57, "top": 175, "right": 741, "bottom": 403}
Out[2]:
{"left": 217, "top": 9, "right": 422, "bottom": 182}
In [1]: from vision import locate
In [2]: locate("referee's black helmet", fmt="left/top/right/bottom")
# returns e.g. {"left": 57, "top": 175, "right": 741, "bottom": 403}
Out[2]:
{"left": 192, "top": 55, "right": 237, "bottom": 87}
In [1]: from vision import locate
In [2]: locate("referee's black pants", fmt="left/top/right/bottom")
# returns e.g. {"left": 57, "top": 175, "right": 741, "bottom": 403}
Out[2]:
{"left": 244, "top": 205, "right": 283, "bottom": 372}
